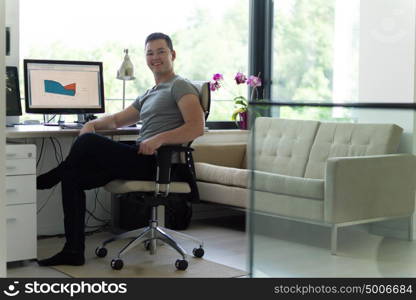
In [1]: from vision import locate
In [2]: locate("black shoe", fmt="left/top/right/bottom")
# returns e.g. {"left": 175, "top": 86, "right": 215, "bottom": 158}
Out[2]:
{"left": 37, "top": 251, "right": 85, "bottom": 266}
{"left": 36, "top": 166, "right": 64, "bottom": 190}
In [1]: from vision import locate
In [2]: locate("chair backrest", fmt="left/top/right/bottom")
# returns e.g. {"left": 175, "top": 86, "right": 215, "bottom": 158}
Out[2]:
{"left": 175, "top": 81, "right": 210, "bottom": 202}
{"left": 191, "top": 81, "right": 211, "bottom": 121}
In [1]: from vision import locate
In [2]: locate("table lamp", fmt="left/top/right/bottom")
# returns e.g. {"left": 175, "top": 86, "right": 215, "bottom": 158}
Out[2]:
{"left": 117, "top": 49, "right": 136, "bottom": 109}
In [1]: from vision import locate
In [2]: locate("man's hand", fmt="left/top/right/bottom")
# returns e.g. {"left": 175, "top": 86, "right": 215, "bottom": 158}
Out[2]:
{"left": 77, "top": 106, "right": 140, "bottom": 136}
{"left": 79, "top": 122, "right": 95, "bottom": 136}
{"left": 138, "top": 135, "right": 164, "bottom": 155}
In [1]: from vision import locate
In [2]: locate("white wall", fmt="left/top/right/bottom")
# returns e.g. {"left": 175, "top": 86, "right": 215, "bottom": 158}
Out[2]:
{"left": 359, "top": 0, "right": 415, "bottom": 103}
{"left": 5, "top": 0, "right": 18, "bottom": 126}
{"left": 358, "top": 0, "right": 416, "bottom": 239}
{"left": 357, "top": 0, "right": 415, "bottom": 151}
{"left": 358, "top": 0, "right": 415, "bottom": 152}
{"left": 0, "top": 0, "right": 7, "bottom": 278}
{"left": 5, "top": 0, "right": 18, "bottom": 66}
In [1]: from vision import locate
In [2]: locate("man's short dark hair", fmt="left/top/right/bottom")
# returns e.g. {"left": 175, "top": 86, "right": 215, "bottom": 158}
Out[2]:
{"left": 145, "top": 32, "right": 174, "bottom": 51}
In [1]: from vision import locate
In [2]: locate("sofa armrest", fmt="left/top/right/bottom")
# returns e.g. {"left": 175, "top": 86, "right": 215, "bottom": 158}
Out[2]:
{"left": 192, "top": 143, "right": 247, "bottom": 169}
{"left": 324, "top": 154, "right": 416, "bottom": 224}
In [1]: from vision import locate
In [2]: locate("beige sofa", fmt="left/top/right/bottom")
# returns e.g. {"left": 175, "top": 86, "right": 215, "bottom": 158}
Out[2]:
{"left": 193, "top": 117, "right": 416, "bottom": 254}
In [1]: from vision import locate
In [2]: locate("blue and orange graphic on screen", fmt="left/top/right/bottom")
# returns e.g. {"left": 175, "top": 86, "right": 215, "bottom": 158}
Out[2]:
{"left": 44, "top": 80, "right": 76, "bottom": 96}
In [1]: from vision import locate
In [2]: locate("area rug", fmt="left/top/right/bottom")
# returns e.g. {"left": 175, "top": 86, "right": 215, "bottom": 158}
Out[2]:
{"left": 37, "top": 233, "right": 247, "bottom": 278}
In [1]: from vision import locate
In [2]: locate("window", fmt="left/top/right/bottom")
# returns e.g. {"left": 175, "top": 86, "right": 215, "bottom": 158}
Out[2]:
{"left": 20, "top": 0, "right": 249, "bottom": 121}
{"left": 271, "top": 0, "right": 359, "bottom": 120}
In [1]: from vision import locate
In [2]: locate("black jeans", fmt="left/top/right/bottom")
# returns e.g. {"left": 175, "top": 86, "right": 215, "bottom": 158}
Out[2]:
{"left": 55, "top": 133, "right": 156, "bottom": 253}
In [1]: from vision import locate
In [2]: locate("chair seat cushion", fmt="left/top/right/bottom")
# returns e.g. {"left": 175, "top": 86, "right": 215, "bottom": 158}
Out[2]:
{"left": 104, "top": 180, "right": 191, "bottom": 194}
{"left": 195, "top": 162, "right": 249, "bottom": 188}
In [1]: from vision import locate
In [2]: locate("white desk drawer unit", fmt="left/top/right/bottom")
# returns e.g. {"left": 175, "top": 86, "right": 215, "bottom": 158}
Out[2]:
{"left": 6, "top": 175, "right": 36, "bottom": 205}
{"left": 6, "top": 159, "right": 36, "bottom": 176}
{"left": 5, "top": 144, "right": 37, "bottom": 262}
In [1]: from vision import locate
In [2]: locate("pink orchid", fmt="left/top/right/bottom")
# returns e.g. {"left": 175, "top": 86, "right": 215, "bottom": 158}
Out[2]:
{"left": 234, "top": 72, "right": 247, "bottom": 85}
{"left": 209, "top": 80, "right": 221, "bottom": 91}
{"left": 212, "top": 73, "right": 223, "bottom": 81}
{"left": 209, "top": 72, "right": 262, "bottom": 101}
{"left": 247, "top": 75, "right": 262, "bottom": 88}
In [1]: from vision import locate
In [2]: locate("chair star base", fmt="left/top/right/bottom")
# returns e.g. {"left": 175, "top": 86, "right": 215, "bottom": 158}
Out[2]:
{"left": 95, "top": 206, "right": 204, "bottom": 271}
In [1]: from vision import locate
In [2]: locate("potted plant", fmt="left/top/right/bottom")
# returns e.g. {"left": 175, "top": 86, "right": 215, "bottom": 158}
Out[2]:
{"left": 210, "top": 72, "right": 262, "bottom": 130}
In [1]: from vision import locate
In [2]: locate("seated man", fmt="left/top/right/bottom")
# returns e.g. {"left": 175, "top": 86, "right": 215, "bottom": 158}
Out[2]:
{"left": 36, "top": 32, "right": 205, "bottom": 266}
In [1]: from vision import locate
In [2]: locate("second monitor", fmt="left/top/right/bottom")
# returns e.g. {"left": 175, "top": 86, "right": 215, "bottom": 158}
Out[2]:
{"left": 23, "top": 59, "right": 105, "bottom": 115}
{"left": 6, "top": 66, "right": 22, "bottom": 117}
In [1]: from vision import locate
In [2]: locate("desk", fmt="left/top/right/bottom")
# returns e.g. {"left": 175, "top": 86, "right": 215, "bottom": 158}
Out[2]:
{"left": 6, "top": 125, "right": 142, "bottom": 238}
{"left": 6, "top": 125, "right": 248, "bottom": 141}
{"left": 6, "top": 125, "right": 141, "bottom": 139}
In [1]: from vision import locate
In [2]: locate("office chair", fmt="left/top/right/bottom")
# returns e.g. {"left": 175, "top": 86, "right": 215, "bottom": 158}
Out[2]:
{"left": 95, "top": 81, "right": 211, "bottom": 271}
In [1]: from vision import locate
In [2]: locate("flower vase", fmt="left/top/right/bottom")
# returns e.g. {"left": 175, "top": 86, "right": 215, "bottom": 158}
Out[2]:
{"left": 238, "top": 111, "right": 248, "bottom": 130}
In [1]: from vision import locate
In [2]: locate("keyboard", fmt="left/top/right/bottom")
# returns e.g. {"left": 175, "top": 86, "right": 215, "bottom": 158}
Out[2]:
{"left": 60, "top": 123, "right": 84, "bottom": 129}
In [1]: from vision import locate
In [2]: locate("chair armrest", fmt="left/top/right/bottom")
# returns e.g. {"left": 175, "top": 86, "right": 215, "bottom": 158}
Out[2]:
{"left": 158, "top": 145, "right": 194, "bottom": 154}
{"left": 324, "top": 154, "right": 416, "bottom": 223}
{"left": 155, "top": 145, "right": 194, "bottom": 184}
{"left": 192, "top": 143, "right": 247, "bottom": 169}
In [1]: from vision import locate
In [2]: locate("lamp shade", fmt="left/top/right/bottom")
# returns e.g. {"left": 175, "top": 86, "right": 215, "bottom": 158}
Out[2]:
{"left": 117, "top": 49, "right": 135, "bottom": 80}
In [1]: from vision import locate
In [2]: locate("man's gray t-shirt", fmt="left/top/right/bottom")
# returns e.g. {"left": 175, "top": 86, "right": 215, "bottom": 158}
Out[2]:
{"left": 132, "top": 75, "right": 199, "bottom": 143}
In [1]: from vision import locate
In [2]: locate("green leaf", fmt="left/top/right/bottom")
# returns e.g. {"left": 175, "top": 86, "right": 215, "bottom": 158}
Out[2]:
{"left": 233, "top": 96, "right": 248, "bottom": 108}
{"left": 231, "top": 107, "right": 246, "bottom": 121}
{"left": 234, "top": 100, "right": 247, "bottom": 107}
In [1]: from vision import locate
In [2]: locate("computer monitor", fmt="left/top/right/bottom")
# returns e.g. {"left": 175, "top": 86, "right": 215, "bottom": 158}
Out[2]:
{"left": 23, "top": 59, "right": 105, "bottom": 115}
{"left": 6, "top": 66, "right": 22, "bottom": 116}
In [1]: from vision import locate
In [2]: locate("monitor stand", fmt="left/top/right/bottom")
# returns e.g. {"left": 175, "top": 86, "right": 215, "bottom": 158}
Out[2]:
{"left": 41, "top": 114, "right": 97, "bottom": 128}
{"left": 58, "top": 114, "right": 97, "bottom": 129}
{"left": 42, "top": 114, "right": 62, "bottom": 126}
{"left": 77, "top": 113, "right": 97, "bottom": 124}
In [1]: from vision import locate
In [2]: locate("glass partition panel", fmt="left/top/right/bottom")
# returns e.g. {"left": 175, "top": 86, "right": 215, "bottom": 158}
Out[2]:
{"left": 248, "top": 102, "right": 416, "bottom": 277}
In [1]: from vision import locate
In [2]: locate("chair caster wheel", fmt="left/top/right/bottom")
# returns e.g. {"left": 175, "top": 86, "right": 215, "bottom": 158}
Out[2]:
{"left": 111, "top": 258, "right": 124, "bottom": 270}
{"left": 175, "top": 259, "right": 188, "bottom": 270}
{"left": 192, "top": 247, "right": 204, "bottom": 258}
{"left": 95, "top": 246, "right": 107, "bottom": 258}
{"left": 144, "top": 240, "right": 151, "bottom": 251}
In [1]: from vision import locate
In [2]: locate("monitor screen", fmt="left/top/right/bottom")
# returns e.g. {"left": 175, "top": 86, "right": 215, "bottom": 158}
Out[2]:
{"left": 24, "top": 59, "right": 105, "bottom": 114}
{"left": 6, "top": 66, "right": 22, "bottom": 116}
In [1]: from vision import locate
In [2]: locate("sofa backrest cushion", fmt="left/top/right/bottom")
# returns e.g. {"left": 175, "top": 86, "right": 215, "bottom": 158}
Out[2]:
{"left": 304, "top": 122, "right": 403, "bottom": 179}
{"left": 254, "top": 117, "right": 320, "bottom": 177}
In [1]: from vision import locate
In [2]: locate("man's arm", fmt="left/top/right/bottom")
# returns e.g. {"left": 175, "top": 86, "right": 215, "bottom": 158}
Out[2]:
{"left": 79, "top": 106, "right": 140, "bottom": 135}
{"left": 138, "top": 94, "right": 204, "bottom": 155}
